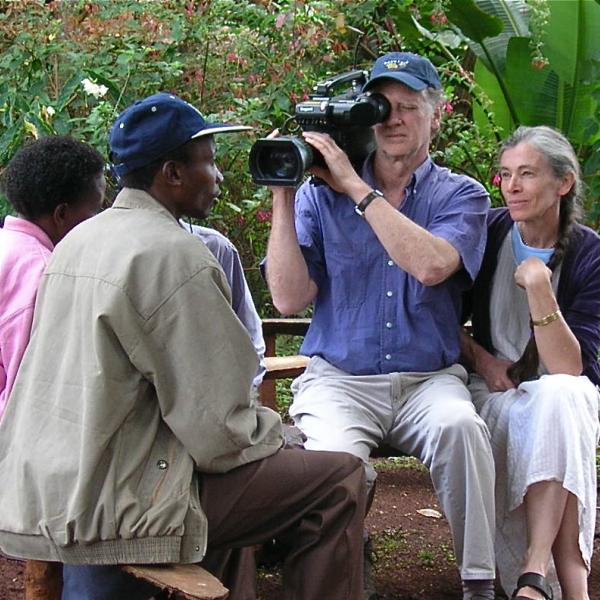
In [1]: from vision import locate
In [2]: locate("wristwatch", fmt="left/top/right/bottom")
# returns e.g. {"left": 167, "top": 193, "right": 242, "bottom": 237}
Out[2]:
{"left": 354, "top": 189, "right": 384, "bottom": 217}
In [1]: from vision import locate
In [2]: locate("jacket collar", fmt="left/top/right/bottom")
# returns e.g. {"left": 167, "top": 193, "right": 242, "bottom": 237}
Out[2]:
{"left": 112, "top": 188, "right": 180, "bottom": 224}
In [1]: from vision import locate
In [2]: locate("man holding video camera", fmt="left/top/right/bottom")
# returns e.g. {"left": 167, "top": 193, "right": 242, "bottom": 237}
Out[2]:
{"left": 265, "top": 52, "right": 496, "bottom": 600}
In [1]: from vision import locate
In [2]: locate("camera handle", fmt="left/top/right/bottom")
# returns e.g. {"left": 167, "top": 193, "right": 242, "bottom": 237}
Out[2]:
{"left": 313, "top": 70, "right": 369, "bottom": 97}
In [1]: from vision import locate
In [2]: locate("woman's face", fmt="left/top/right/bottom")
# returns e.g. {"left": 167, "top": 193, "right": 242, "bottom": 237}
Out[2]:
{"left": 499, "top": 142, "right": 573, "bottom": 225}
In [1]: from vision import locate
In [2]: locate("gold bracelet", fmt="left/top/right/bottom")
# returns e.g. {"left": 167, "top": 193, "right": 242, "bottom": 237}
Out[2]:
{"left": 531, "top": 309, "right": 561, "bottom": 327}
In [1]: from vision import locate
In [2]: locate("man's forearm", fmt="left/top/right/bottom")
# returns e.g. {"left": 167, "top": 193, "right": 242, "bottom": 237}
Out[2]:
{"left": 364, "top": 198, "right": 461, "bottom": 285}
{"left": 266, "top": 188, "right": 317, "bottom": 315}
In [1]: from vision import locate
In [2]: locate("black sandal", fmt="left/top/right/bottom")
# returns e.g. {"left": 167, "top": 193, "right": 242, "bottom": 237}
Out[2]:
{"left": 511, "top": 572, "right": 553, "bottom": 599}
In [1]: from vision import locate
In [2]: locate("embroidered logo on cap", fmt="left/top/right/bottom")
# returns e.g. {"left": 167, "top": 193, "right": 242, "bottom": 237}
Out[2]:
{"left": 383, "top": 59, "right": 409, "bottom": 71}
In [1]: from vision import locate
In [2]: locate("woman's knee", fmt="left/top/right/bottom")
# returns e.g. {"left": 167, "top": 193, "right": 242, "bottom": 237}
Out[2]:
{"left": 521, "top": 374, "right": 594, "bottom": 415}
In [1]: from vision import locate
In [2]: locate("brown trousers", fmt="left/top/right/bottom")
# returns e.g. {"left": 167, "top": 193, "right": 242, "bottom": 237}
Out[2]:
{"left": 199, "top": 448, "right": 366, "bottom": 600}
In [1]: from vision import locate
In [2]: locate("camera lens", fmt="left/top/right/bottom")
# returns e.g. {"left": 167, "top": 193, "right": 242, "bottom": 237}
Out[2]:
{"left": 249, "top": 137, "right": 314, "bottom": 186}
{"left": 265, "top": 149, "right": 298, "bottom": 179}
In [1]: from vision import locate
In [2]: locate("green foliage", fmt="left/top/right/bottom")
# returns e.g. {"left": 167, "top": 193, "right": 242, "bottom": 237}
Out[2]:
{"left": 272, "top": 334, "right": 304, "bottom": 416}
{"left": 0, "top": 0, "right": 491, "bottom": 309}
{"left": 438, "top": 0, "right": 600, "bottom": 224}
{"left": 0, "top": 0, "right": 597, "bottom": 311}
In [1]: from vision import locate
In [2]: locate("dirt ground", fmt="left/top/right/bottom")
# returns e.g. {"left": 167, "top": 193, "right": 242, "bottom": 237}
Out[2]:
{"left": 1, "top": 458, "right": 599, "bottom": 599}
{"left": 257, "top": 457, "right": 600, "bottom": 599}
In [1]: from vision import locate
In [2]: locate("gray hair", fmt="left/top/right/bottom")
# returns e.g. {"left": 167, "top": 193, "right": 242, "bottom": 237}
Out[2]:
{"left": 499, "top": 125, "right": 584, "bottom": 224}
{"left": 423, "top": 86, "right": 446, "bottom": 112}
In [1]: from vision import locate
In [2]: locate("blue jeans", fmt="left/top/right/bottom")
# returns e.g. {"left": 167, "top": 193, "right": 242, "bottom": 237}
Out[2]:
{"left": 62, "top": 565, "right": 160, "bottom": 600}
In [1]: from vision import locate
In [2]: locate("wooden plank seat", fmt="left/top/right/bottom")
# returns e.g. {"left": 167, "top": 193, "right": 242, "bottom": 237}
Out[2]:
{"left": 23, "top": 561, "right": 228, "bottom": 600}
{"left": 123, "top": 564, "right": 228, "bottom": 599}
{"left": 263, "top": 354, "right": 310, "bottom": 380}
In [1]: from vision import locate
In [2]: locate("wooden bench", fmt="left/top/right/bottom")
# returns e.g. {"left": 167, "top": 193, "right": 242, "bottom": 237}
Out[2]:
{"left": 259, "top": 318, "right": 310, "bottom": 410}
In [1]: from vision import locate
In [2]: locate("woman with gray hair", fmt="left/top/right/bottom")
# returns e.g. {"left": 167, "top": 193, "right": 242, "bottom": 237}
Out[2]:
{"left": 461, "top": 125, "right": 600, "bottom": 600}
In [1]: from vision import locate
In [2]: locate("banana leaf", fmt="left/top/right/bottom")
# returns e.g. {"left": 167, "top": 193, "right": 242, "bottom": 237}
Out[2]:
{"left": 459, "top": 0, "right": 600, "bottom": 145}
{"left": 447, "top": 0, "right": 528, "bottom": 72}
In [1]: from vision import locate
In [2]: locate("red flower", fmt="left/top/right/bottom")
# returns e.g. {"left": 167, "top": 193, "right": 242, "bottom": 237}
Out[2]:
{"left": 430, "top": 11, "right": 448, "bottom": 25}
{"left": 491, "top": 173, "right": 502, "bottom": 188}
{"left": 256, "top": 209, "right": 272, "bottom": 223}
{"left": 443, "top": 102, "right": 454, "bottom": 114}
{"left": 531, "top": 57, "right": 549, "bottom": 70}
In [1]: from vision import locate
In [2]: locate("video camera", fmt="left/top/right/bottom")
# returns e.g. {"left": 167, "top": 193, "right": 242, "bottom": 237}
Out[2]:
{"left": 249, "top": 70, "right": 390, "bottom": 187}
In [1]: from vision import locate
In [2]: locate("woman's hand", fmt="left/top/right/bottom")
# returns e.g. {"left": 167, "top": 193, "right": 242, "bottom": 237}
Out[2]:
{"left": 514, "top": 256, "right": 552, "bottom": 291}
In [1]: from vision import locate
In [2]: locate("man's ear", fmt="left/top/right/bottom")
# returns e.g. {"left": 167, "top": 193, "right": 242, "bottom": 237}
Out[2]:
{"left": 161, "top": 160, "right": 184, "bottom": 186}
{"left": 46, "top": 202, "right": 70, "bottom": 243}
{"left": 53, "top": 202, "right": 68, "bottom": 225}
{"left": 430, "top": 105, "right": 442, "bottom": 134}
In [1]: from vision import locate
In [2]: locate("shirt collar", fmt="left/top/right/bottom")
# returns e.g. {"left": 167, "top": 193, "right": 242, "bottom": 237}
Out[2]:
{"left": 361, "top": 153, "right": 434, "bottom": 196}
{"left": 3, "top": 215, "right": 54, "bottom": 251}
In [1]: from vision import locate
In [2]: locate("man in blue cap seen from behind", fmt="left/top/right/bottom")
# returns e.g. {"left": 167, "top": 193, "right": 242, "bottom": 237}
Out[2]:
{"left": 265, "top": 52, "right": 496, "bottom": 599}
{"left": 0, "top": 92, "right": 367, "bottom": 600}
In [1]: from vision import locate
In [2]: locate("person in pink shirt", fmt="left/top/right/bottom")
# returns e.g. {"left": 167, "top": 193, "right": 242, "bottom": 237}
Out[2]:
{"left": 0, "top": 135, "right": 105, "bottom": 420}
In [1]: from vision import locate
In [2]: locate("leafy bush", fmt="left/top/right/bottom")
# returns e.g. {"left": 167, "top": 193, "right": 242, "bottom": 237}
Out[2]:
{"left": 0, "top": 0, "right": 596, "bottom": 311}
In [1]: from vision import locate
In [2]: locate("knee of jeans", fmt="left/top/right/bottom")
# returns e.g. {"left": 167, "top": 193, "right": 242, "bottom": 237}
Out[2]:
{"left": 436, "top": 403, "right": 487, "bottom": 442}
{"left": 303, "top": 430, "right": 371, "bottom": 459}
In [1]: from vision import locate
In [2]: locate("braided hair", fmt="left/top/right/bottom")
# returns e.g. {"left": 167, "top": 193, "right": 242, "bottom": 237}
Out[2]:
{"left": 502, "top": 126, "right": 584, "bottom": 385}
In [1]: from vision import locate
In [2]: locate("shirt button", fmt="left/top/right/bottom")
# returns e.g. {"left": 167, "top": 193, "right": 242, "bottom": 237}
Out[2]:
{"left": 385, "top": 354, "right": 392, "bottom": 360}
{"left": 386, "top": 322, "right": 393, "bottom": 329}
{"left": 387, "top": 260, "right": 393, "bottom": 266}
{"left": 157, "top": 460, "right": 168, "bottom": 470}
{"left": 195, "top": 546, "right": 201, "bottom": 552}
{"left": 386, "top": 291, "right": 393, "bottom": 297}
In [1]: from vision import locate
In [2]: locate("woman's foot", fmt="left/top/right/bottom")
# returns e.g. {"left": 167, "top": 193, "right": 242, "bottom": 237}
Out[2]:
{"left": 513, "top": 587, "right": 544, "bottom": 600}
{"left": 512, "top": 572, "right": 553, "bottom": 600}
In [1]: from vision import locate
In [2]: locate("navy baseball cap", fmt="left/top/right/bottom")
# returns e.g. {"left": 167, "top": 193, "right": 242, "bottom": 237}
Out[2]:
{"left": 109, "top": 92, "right": 252, "bottom": 177}
{"left": 363, "top": 52, "right": 441, "bottom": 92}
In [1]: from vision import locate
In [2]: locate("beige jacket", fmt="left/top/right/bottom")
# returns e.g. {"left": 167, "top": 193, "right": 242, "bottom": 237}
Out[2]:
{"left": 0, "top": 189, "right": 283, "bottom": 564}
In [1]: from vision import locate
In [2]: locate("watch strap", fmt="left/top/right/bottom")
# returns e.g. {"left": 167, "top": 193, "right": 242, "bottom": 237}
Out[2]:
{"left": 354, "top": 189, "right": 384, "bottom": 217}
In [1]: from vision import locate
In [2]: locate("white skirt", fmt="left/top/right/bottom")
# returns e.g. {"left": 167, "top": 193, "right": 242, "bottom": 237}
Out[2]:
{"left": 469, "top": 373, "right": 600, "bottom": 599}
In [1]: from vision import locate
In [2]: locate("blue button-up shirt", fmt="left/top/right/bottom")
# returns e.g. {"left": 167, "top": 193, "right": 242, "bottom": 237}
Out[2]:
{"left": 296, "top": 156, "right": 489, "bottom": 375}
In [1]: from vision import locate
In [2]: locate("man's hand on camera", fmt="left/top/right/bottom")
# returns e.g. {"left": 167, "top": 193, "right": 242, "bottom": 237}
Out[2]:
{"left": 302, "top": 131, "right": 365, "bottom": 196}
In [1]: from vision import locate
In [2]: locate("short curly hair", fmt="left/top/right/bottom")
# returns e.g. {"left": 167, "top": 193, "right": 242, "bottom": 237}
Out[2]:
{"left": 1, "top": 136, "right": 105, "bottom": 220}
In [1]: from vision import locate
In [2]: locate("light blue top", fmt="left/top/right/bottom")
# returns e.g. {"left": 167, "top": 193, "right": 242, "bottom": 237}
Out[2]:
{"left": 511, "top": 222, "right": 555, "bottom": 265}
{"left": 295, "top": 156, "right": 490, "bottom": 375}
